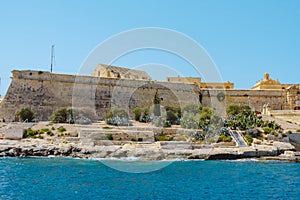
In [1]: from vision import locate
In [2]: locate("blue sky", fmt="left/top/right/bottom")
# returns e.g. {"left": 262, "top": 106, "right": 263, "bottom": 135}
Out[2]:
{"left": 0, "top": 0, "right": 299, "bottom": 96}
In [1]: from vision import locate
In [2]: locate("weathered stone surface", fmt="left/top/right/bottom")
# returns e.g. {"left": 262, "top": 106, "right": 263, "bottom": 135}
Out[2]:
{"left": 0, "top": 70, "right": 199, "bottom": 121}
{"left": 0, "top": 136, "right": 298, "bottom": 161}
{"left": 1, "top": 70, "right": 299, "bottom": 122}
{"left": 289, "top": 133, "right": 300, "bottom": 151}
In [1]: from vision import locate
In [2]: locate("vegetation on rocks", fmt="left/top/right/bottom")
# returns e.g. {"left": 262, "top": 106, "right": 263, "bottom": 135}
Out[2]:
{"left": 16, "top": 108, "right": 35, "bottom": 122}
{"left": 132, "top": 107, "right": 151, "bottom": 122}
{"left": 107, "top": 133, "right": 113, "bottom": 140}
{"left": 105, "top": 107, "right": 130, "bottom": 126}
{"left": 132, "top": 105, "right": 181, "bottom": 127}
{"left": 23, "top": 128, "right": 45, "bottom": 139}
{"left": 217, "top": 133, "right": 232, "bottom": 143}
{"left": 165, "top": 106, "right": 181, "bottom": 125}
{"left": 151, "top": 116, "right": 171, "bottom": 127}
{"left": 181, "top": 105, "right": 222, "bottom": 132}
{"left": 263, "top": 127, "right": 272, "bottom": 134}
{"left": 155, "top": 133, "right": 173, "bottom": 141}
{"left": 244, "top": 134, "right": 253, "bottom": 146}
{"left": 50, "top": 108, "right": 93, "bottom": 124}
{"left": 57, "top": 126, "right": 66, "bottom": 133}
{"left": 227, "top": 104, "right": 281, "bottom": 131}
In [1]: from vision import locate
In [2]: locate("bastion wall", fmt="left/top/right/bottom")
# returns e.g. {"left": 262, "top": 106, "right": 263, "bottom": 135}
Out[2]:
{"left": 0, "top": 70, "right": 200, "bottom": 121}
{"left": 0, "top": 70, "right": 288, "bottom": 122}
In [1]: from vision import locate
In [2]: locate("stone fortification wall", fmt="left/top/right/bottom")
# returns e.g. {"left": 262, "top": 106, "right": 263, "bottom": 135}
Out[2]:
{"left": 0, "top": 70, "right": 289, "bottom": 122}
{"left": 225, "top": 89, "right": 286, "bottom": 111}
{"left": 201, "top": 89, "right": 285, "bottom": 112}
{"left": 0, "top": 70, "right": 200, "bottom": 121}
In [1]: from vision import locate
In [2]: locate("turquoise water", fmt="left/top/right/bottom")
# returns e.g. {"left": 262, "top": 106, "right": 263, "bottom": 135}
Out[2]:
{"left": 0, "top": 157, "right": 299, "bottom": 200}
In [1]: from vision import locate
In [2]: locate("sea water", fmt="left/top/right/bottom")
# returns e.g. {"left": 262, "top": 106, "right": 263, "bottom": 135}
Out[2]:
{"left": 0, "top": 157, "right": 299, "bottom": 200}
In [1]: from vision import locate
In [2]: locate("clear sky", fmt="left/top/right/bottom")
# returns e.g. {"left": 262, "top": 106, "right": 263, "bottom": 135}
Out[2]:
{"left": 0, "top": 0, "right": 299, "bottom": 96}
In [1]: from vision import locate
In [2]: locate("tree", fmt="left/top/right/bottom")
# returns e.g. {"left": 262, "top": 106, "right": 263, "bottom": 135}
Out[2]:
{"left": 16, "top": 108, "right": 35, "bottom": 122}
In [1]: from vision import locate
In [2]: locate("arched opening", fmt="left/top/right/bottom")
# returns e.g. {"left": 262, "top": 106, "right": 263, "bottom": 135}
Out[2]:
{"left": 294, "top": 106, "right": 300, "bottom": 110}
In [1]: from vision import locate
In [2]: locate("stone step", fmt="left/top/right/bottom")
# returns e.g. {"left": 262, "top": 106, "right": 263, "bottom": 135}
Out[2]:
{"left": 78, "top": 128, "right": 155, "bottom": 142}
{"left": 159, "top": 141, "right": 193, "bottom": 150}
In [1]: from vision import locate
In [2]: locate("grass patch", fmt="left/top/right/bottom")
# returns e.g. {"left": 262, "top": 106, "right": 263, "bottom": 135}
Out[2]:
{"left": 263, "top": 127, "right": 272, "bottom": 134}
{"left": 57, "top": 126, "right": 66, "bottom": 133}
{"left": 102, "top": 126, "right": 111, "bottom": 130}
{"left": 244, "top": 134, "right": 253, "bottom": 146}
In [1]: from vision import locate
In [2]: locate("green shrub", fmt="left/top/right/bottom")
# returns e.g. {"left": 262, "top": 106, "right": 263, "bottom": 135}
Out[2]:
{"left": 166, "top": 109, "right": 180, "bottom": 125}
{"left": 107, "top": 134, "right": 113, "bottom": 140}
{"left": 50, "top": 108, "right": 71, "bottom": 123}
{"left": 41, "top": 128, "right": 49, "bottom": 132}
{"left": 152, "top": 116, "right": 171, "bottom": 127}
{"left": 16, "top": 108, "right": 35, "bottom": 122}
{"left": 105, "top": 107, "right": 130, "bottom": 126}
{"left": 181, "top": 113, "right": 199, "bottom": 129}
{"left": 31, "top": 134, "right": 44, "bottom": 139}
{"left": 296, "top": 129, "right": 300, "bottom": 133}
{"left": 198, "top": 107, "right": 222, "bottom": 130}
{"left": 244, "top": 134, "right": 253, "bottom": 146}
{"left": 23, "top": 128, "right": 38, "bottom": 138}
{"left": 40, "top": 128, "right": 54, "bottom": 136}
{"left": 156, "top": 133, "right": 173, "bottom": 141}
{"left": 157, "top": 135, "right": 168, "bottom": 141}
{"left": 132, "top": 107, "right": 150, "bottom": 123}
{"left": 165, "top": 106, "right": 181, "bottom": 124}
{"left": 182, "top": 104, "right": 202, "bottom": 116}
{"left": 102, "top": 126, "right": 111, "bottom": 130}
{"left": 217, "top": 134, "right": 232, "bottom": 142}
{"left": 226, "top": 104, "right": 251, "bottom": 117}
{"left": 226, "top": 104, "right": 282, "bottom": 131}
{"left": 263, "top": 127, "right": 272, "bottom": 134}
{"left": 190, "top": 131, "right": 205, "bottom": 141}
{"left": 132, "top": 107, "right": 143, "bottom": 121}
{"left": 57, "top": 126, "right": 66, "bottom": 133}
{"left": 51, "top": 126, "right": 55, "bottom": 130}
{"left": 180, "top": 106, "right": 222, "bottom": 131}
{"left": 51, "top": 107, "right": 93, "bottom": 124}
{"left": 23, "top": 128, "right": 46, "bottom": 139}
{"left": 282, "top": 133, "right": 288, "bottom": 137}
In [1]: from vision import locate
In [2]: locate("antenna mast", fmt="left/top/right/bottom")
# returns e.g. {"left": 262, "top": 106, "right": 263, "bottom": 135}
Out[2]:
{"left": 50, "top": 45, "right": 55, "bottom": 73}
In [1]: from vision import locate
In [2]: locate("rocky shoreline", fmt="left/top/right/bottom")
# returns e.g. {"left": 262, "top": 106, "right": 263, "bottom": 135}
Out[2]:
{"left": 1, "top": 139, "right": 299, "bottom": 162}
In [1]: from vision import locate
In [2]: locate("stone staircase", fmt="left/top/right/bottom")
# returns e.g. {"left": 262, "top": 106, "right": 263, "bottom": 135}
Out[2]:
{"left": 229, "top": 129, "right": 248, "bottom": 147}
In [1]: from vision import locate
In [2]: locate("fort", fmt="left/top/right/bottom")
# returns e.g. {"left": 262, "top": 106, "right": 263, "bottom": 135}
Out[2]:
{"left": 0, "top": 65, "right": 299, "bottom": 122}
